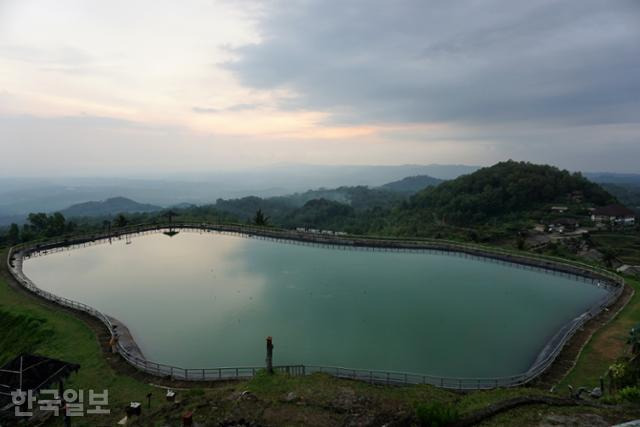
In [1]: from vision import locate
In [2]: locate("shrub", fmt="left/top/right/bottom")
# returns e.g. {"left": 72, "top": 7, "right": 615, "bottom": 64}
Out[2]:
{"left": 0, "top": 311, "right": 52, "bottom": 365}
{"left": 415, "top": 402, "right": 459, "bottom": 427}
{"left": 618, "top": 386, "right": 640, "bottom": 403}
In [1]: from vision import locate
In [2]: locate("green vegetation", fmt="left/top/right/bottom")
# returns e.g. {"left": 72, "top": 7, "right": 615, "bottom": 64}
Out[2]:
{"left": 415, "top": 401, "right": 460, "bottom": 426}
{"left": 253, "top": 208, "right": 269, "bottom": 226}
{"left": 379, "top": 174, "right": 443, "bottom": 194}
{"left": 1, "top": 161, "right": 634, "bottom": 251}
{"left": 615, "top": 386, "right": 640, "bottom": 403}
{"left": 59, "top": 196, "right": 160, "bottom": 218}
{"left": 601, "top": 183, "right": 640, "bottom": 214}
{"left": 559, "top": 277, "right": 640, "bottom": 389}
{"left": 591, "top": 232, "right": 640, "bottom": 265}
{"left": 407, "top": 160, "right": 615, "bottom": 226}
{"left": 22, "top": 212, "right": 77, "bottom": 240}
{"left": 0, "top": 311, "right": 53, "bottom": 364}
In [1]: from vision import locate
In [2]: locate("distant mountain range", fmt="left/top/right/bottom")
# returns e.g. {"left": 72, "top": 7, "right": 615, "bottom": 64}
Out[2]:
{"left": 379, "top": 175, "right": 443, "bottom": 194}
{"left": 585, "top": 173, "right": 640, "bottom": 213}
{"left": 2, "top": 164, "right": 639, "bottom": 226}
{"left": 0, "top": 164, "right": 476, "bottom": 224}
{"left": 4, "top": 161, "right": 635, "bottom": 247}
{"left": 186, "top": 161, "right": 622, "bottom": 233}
{"left": 59, "top": 197, "right": 161, "bottom": 218}
{"left": 584, "top": 172, "right": 640, "bottom": 186}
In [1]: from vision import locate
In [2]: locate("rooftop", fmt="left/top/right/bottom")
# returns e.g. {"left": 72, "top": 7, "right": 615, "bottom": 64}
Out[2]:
{"left": 0, "top": 354, "right": 80, "bottom": 410}
{"left": 592, "top": 204, "right": 635, "bottom": 217}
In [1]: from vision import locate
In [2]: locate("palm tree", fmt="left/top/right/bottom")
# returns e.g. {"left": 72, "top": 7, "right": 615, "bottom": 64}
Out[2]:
{"left": 254, "top": 209, "right": 269, "bottom": 226}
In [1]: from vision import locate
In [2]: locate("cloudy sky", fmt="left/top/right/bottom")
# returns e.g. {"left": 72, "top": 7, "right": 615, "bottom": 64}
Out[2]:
{"left": 0, "top": 0, "right": 639, "bottom": 175}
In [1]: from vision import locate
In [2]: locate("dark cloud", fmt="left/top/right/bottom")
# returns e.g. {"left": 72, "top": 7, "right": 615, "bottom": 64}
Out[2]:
{"left": 224, "top": 0, "right": 640, "bottom": 126}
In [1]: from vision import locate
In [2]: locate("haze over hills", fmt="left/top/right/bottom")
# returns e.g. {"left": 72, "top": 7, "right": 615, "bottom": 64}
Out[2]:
{"left": 1, "top": 163, "right": 639, "bottom": 226}
{"left": 379, "top": 175, "right": 443, "bottom": 194}
{"left": 584, "top": 173, "right": 640, "bottom": 214}
{"left": 59, "top": 197, "right": 161, "bottom": 219}
{"left": 0, "top": 164, "right": 477, "bottom": 225}
{"left": 584, "top": 173, "right": 640, "bottom": 186}
{"left": 151, "top": 161, "right": 628, "bottom": 236}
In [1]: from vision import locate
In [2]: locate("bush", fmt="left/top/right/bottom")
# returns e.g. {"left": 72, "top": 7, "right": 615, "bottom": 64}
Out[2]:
{"left": 415, "top": 402, "right": 459, "bottom": 427}
{"left": 618, "top": 386, "right": 640, "bottom": 402}
{"left": 0, "top": 311, "right": 52, "bottom": 365}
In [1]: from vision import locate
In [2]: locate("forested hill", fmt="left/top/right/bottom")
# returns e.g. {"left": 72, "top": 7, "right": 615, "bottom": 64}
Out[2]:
{"left": 407, "top": 161, "right": 616, "bottom": 225}
{"left": 60, "top": 197, "right": 161, "bottom": 218}
{"left": 379, "top": 175, "right": 442, "bottom": 194}
{"left": 211, "top": 186, "right": 403, "bottom": 228}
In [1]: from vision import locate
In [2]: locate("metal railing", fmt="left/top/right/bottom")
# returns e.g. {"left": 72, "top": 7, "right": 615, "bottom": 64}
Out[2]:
{"left": 14, "top": 220, "right": 623, "bottom": 282}
{"left": 5, "top": 222, "right": 626, "bottom": 389}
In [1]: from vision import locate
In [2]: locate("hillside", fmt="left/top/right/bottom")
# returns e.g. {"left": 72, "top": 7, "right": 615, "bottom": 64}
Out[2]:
{"left": 599, "top": 183, "right": 640, "bottom": 214}
{"left": 59, "top": 197, "right": 161, "bottom": 218}
{"left": 379, "top": 174, "right": 443, "bottom": 194}
{"left": 5, "top": 162, "right": 628, "bottom": 244}
{"left": 285, "top": 186, "right": 403, "bottom": 210}
{"left": 0, "top": 165, "right": 478, "bottom": 224}
{"left": 407, "top": 161, "right": 617, "bottom": 225}
{"left": 210, "top": 186, "right": 403, "bottom": 224}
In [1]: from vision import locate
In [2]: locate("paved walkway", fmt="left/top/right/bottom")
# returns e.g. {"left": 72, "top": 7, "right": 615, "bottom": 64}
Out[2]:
{"left": 108, "top": 315, "right": 144, "bottom": 360}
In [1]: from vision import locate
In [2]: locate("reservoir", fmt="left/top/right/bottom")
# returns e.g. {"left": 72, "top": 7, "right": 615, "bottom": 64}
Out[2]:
{"left": 22, "top": 230, "right": 608, "bottom": 378}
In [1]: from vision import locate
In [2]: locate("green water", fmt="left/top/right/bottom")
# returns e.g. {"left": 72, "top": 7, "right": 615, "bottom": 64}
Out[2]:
{"left": 23, "top": 231, "right": 607, "bottom": 378}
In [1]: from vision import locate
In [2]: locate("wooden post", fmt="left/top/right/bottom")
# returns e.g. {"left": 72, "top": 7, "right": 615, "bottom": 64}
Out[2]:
{"left": 266, "top": 336, "right": 274, "bottom": 374}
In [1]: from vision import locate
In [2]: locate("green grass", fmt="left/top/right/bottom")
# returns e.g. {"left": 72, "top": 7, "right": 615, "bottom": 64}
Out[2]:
{"left": 0, "top": 252, "right": 156, "bottom": 426}
{"left": 592, "top": 232, "right": 640, "bottom": 264}
{"left": 559, "top": 276, "right": 640, "bottom": 389}
{"left": 0, "top": 310, "right": 53, "bottom": 364}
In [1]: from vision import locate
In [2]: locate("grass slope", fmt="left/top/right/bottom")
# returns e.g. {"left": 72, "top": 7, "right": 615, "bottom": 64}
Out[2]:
{"left": 592, "top": 233, "right": 640, "bottom": 265}
{"left": 559, "top": 277, "right": 640, "bottom": 389}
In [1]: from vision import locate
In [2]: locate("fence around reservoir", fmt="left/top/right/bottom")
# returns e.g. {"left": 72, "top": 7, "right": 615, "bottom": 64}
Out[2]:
{"left": 6, "top": 222, "right": 626, "bottom": 390}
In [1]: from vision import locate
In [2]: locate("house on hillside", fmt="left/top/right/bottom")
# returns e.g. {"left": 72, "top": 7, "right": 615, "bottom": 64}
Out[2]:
{"left": 550, "top": 206, "right": 568, "bottom": 213}
{"left": 591, "top": 204, "right": 636, "bottom": 226}
{"left": 547, "top": 218, "right": 579, "bottom": 233}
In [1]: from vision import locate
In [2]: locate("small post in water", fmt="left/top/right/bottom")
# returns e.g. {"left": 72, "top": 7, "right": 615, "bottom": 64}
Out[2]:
{"left": 266, "top": 336, "right": 274, "bottom": 374}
